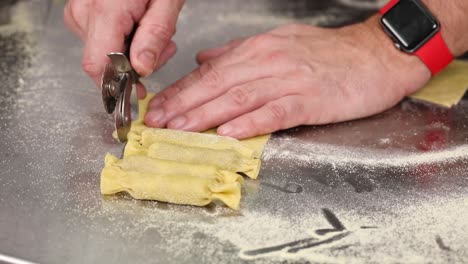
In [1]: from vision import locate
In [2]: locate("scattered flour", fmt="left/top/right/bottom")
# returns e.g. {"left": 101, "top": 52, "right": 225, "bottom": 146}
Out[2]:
{"left": 2, "top": 1, "right": 466, "bottom": 263}
{"left": 263, "top": 136, "right": 468, "bottom": 168}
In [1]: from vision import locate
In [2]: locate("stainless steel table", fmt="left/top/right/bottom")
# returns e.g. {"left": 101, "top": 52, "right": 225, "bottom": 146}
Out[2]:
{"left": 1, "top": 1, "right": 467, "bottom": 263}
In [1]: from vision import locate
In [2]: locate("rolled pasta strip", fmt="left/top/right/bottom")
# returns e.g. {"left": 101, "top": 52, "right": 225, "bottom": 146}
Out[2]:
{"left": 101, "top": 154, "right": 243, "bottom": 210}
{"left": 123, "top": 133, "right": 146, "bottom": 157}
{"left": 147, "top": 141, "right": 261, "bottom": 179}
{"left": 140, "top": 128, "right": 255, "bottom": 159}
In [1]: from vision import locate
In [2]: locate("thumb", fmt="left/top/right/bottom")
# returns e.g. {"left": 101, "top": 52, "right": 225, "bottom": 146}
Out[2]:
{"left": 130, "top": 0, "right": 184, "bottom": 77}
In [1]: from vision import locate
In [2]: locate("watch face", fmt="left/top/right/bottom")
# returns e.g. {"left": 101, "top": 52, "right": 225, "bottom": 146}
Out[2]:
{"left": 381, "top": 0, "right": 439, "bottom": 52}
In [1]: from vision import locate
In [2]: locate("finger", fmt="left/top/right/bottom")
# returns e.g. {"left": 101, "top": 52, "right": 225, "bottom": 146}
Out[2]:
{"left": 63, "top": 2, "right": 84, "bottom": 40}
{"left": 145, "top": 62, "right": 260, "bottom": 127}
{"left": 148, "top": 67, "right": 202, "bottom": 108}
{"left": 156, "top": 40, "right": 177, "bottom": 69}
{"left": 149, "top": 37, "right": 264, "bottom": 109}
{"left": 196, "top": 38, "right": 245, "bottom": 64}
{"left": 147, "top": 47, "right": 249, "bottom": 109}
{"left": 82, "top": 10, "right": 133, "bottom": 85}
{"left": 136, "top": 81, "right": 147, "bottom": 100}
{"left": 130, "top": 0, "right": 185, "bottom": 77}
{"left": 144, "top": 60, "right": 291, "bottom": 128}
{"left": 148, "top": 36, "right": 281, "bottom": 109}
{"left": 165, "top": 78, "right": 287, "bottom": 131}
{"left": 217, "top": 95, "right": 306, "bottom": 139}
{"left": 63, "top": 0, "right": 88, "bottom": 40}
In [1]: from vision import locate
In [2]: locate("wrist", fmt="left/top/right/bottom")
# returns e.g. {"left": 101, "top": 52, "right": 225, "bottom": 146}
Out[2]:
{"left": 420, "top": 0, "right": 468, "bottom": 56}
{"left": 360, "top": 15, "right": 431, "bottom": 94}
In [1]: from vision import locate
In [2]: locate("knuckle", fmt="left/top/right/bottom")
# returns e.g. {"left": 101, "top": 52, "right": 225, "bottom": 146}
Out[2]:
{"left": 65, "top": 0, "right": 78, "bottom": 15}
{"left": 166, "top": 94, "right": 186, "bottom": 111}
{"left": 295, "top": 59, "right": 317, "bottom": 74}
{"left": 149, "top": 93, "right": 167, "bottom": 108}
{"left": 292, "top": 102, "right": 307, "bottom": 124}
{"left": 63, "top": 1, "right": 72, "bottom": 18}
{"left": 81, "top": 60, "right": 101, "bottom": 79}
{"left": 162, "top": 82, "right": 183, "bottom": 99}
{"left": 63, "top": 5, "right": 74, "bottom": 27}
{"left": 65, "top": 0, "right": 82, "bottom": 24}
{"left": 262, "top": 50, "right": 289, "bottom": 64}
{"left": 191, "top": 109, "right": 207, "bottom": 126}
{"left": 141, "top": 23, "right": 175, "bottom": 41}
{"left": 244, "top": 116, "right": 260, "bottom": 132}
{"left": 267, "top": 103, "right": 287, "bottom": 121}
{"left": 169, "top": 83, "right": 183, "bottom": 95}
{"left": 116, "top": 12, "right": 135, "bottom": 34}
{"left": 158, "top": 93, "right": 168, "bottom": 103}
{"left": 247, "top": 33, "right": 276, "bottom": 48}
{"left": 199, "top": 62, "right": 223, "bottom": 89}
{"left": 90, "top": 0, "right": 106, "bottom": 14}
{"left": 65, "top": 0, "right": 95, "bottom": 32}
{"left": 198, "top": 61, "right": 214, "bottom": 76}
{"left": 227, "top": 86, "right": 250, "bottom": 106}
{"left": 279, "top": 23, "right": 310, "bottom": 33}
{"left": 226, "top": 38, "right": 243, "bottom": 48}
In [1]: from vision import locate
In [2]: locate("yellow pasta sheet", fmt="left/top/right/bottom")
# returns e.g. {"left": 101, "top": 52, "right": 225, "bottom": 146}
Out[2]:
{"left": 125, "top": 129, "right": 262, "bottom": 179}
{"left": 101, "top": 93, "right": 270, "bottom": 209}
{"left": 409, "top": 60, "right": 468, "bottom": 107}
{"left": 102, "top": 154, "right": 243, "bottom": 209}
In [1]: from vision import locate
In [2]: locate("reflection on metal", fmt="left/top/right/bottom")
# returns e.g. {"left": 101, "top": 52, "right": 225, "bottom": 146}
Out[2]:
{"left": 435, "top": 235, "right": 452, "bottom": 251}
{"left": 322, "top": 208, "right": 346, "bottom": 231}
{"left": 1, "top": 0, "right": 467, "bottom": 263}
{"left": 0, "top": 253, "right": 39, "bottom": 264}
{"left": 261, "top": 182, "right": 304, "bottom": 193}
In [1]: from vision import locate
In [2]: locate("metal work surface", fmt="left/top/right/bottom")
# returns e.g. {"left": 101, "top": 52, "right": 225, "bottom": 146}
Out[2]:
{"left": 1, "top": 1, "right": 467, "bottom": 263}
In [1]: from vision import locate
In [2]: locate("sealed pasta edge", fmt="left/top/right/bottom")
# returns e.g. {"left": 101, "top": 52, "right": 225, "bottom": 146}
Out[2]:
{"left": 218, "top": 170, "right": 245, "bottom": 185}
{"left": 101, "top": 155, "right": 126, "bottom": 195}
{"left": 123, "top": 137, "right": 147, "bottom": 157}
{"left": 240, "top": 158, "right": 262, "bottom": 179}
{"left": 210, "top": 181, "right": 242, "bottom": 210}
{"left": 140, "top": 127, "right": 256, "bottom": 159}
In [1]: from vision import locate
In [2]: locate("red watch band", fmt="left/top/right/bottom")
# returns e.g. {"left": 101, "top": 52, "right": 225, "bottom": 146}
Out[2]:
{"left": 380, "top": 0, "right": 453, "bottom": 75}
{"left": 379, "top": 0, "right": 399, "bottom": 14}
{"left": 414, "top": 32, "right": 453, "bottom": 75}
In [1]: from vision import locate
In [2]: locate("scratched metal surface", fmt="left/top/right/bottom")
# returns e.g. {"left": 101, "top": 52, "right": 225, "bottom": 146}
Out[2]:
{"left": 0, "top": 1, "right": 467, "bottom": 264}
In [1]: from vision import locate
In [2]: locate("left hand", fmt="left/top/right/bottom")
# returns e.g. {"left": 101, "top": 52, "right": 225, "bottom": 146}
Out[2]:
{"left": 64, "top": 0, "right": 184, "bottom": 91}
{"left": 144, "top": 16, "right": 431, "bottom": 139}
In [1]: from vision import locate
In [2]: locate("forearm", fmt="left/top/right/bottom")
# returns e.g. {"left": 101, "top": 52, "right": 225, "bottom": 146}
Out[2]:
{"left": 356, "top": 0, "right": 468, "bottom": 95}
{"left": 422, "top": 0, "right": 468, "bottom": 56}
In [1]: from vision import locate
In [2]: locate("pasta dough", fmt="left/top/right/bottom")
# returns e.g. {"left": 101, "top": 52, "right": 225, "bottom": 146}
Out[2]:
{"left": 101, "top": 93, "right": 271, "bottom": 209}
{"left": 409, "top": 60, "right": 468, "bottom": 107}
{"left": 147, "top": 141, "right": 261, "bottom": 179}
{"left": 101, "top": 154, "right": 243, "bottom": 209}
{"left": 125, "top": 129, "right": 261, "bottom": 179}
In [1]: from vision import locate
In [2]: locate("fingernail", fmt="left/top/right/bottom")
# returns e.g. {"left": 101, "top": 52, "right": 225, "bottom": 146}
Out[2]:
{"left": 218, "top": 125, "right": 233, "bottom": 136}
{"left": 169, "top": 116, "right": 187, "bottom": 129}
{"left": 138, "top": 50, "right": 157, "bottom": 72}
{"left": 147, "top": 109, "right": 165, "bottom": 125}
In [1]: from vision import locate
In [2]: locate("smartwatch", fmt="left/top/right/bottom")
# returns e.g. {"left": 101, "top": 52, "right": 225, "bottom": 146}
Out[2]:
{"left": 380, "top": 0, "right": 453, "bottom": 75}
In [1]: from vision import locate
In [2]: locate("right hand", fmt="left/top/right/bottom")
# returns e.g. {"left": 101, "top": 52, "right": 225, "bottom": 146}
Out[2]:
{"left": 64, "top": 0, "right": 185, "bottom": 88}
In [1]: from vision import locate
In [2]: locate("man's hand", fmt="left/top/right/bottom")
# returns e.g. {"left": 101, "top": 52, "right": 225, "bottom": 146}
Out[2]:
{"left": 64, "top": 0, "right": 184, "bottom": 87}
{"left": 144, "top": 16, "right": 431, "bottom": 139}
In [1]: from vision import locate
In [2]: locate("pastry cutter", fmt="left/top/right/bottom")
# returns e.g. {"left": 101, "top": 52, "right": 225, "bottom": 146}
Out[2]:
{"left": 101, "top": 53, "right": 139, "bottom": 142}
